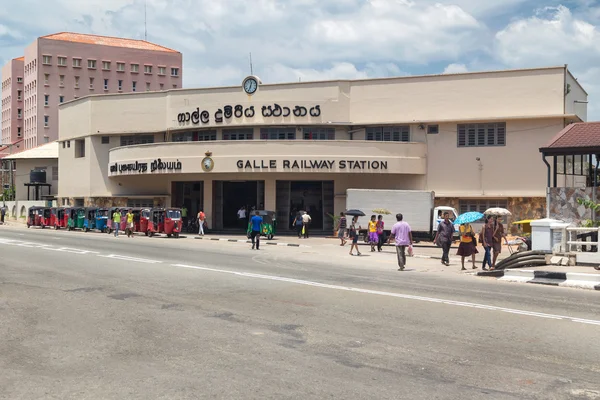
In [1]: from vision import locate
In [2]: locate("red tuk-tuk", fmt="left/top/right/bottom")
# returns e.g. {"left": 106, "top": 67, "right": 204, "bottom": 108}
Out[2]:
{"left": 27, "top": 206, "right": 51, "bottom": 228}
{"left": 49, "top": 208, "right": 58, "bottom": 228}
{"left": 164, "top": 208, "right": 182, "bottom": 238}
{"left": 131, "top": 208, "right": 142, "bottom": 232}
{"left": 145, "top": 208, "right": 182, "bottom": 238}
{"left": 146, "top": 208, "right": 165, "bottom": 237}
{"left": 54, "top": 207, "right": 69, "bottom": 229}
{"left": 140, "top": 208, "right": 151, "bottom": 234}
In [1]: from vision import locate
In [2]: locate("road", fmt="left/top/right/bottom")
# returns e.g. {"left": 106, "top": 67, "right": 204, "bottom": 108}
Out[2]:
{"left": 0, "top": 226, "right": 599, "bottom": 399}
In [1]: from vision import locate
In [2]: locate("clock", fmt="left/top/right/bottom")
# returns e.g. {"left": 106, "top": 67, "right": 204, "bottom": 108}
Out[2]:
{"left": 201, "top": 153, "right": 214, "bottom": 172}
{"left": 242, "top": 76, "right": 259, "bottom": 95}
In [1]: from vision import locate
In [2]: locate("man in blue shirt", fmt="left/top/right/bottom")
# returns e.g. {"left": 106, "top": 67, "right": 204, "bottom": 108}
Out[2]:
{"left": 250, "top": 211, "right": 263, "bottom": 250}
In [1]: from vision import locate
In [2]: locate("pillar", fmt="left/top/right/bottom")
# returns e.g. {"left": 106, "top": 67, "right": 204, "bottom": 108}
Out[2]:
{"left": 203, "top": 180, "right": 213, "bottom": 229}
{"left": 264, "top": 178, "right": 276, "bottom": 211}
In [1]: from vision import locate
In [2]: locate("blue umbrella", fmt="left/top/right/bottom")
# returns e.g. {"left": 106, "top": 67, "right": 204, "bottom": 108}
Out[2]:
{"left": 454, "top": 211, "right": 484, "bottom": 225}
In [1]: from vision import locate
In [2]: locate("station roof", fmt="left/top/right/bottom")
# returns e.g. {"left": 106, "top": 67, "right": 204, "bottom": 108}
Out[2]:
{"left": 540, "top": 122, "right": 600, "bottom": 155}
{"left": 41, "top": 32, "right": 179, "bottom": 53}
{"left": 3, "top": 141, "right": 58, "bottom": 160}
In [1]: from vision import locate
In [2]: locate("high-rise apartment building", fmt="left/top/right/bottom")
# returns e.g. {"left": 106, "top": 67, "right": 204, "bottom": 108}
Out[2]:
{"left": 1, "top": 32, "right": 182, "bottom": 150}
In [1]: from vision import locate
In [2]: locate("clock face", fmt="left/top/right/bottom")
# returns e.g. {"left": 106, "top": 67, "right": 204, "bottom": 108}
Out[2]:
{"left": 243, "top": 78, "right": 258, "bottom": 95}
{"left": 202, "top": 157, "right": 214, "bottom": 172}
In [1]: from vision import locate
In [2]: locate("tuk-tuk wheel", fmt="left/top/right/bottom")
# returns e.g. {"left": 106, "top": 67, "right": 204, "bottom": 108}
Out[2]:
{"left": 54, "top": 225, "right": 58, "bottom": 230}
{"left": 268, "top": 234, "right": 273, "bottom": 240}
{"left": 149, "top": 231, "right": 154, "bottom": 237}
{"left": 107, "top": 228, "right": 112, "bottom": 234}
{"left": 27, "top": 224, "right": 30, "bottom": 228}
{"left": 41, "top": 225, "right": 45, "bottom": 229}
{"left": 167, "top": 233, "right": 172, "bottom": 238}
{"left": 145, "top": 231, "right": 148, "bottom": 236}
{"left": 174, "top": 233, "right": 179, "bottom": 238}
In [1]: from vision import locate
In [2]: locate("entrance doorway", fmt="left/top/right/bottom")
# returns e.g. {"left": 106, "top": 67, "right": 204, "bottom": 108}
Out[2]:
{"left": 276, "top": 180, "right": 334, "bottom": 232}
{"left": 213, "top": 181, "right": 265, "bottom": 230}
{"left": 172, "top": 182, "right": 204, "bottom": 218}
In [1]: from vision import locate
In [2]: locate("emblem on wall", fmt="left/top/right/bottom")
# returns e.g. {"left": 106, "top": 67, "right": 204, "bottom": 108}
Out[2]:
{"left": 202, "top": 151, "right": 214, "bottom": 172}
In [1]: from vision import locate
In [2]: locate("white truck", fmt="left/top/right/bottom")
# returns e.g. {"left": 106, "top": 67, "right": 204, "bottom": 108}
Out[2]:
{"left": 345, "top": 189, "right": 459, "bottom": 241}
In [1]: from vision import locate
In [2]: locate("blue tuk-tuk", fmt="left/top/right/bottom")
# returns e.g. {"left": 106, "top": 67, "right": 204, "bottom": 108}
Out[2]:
{"left": 95, "top": 208, "right": 109, "bottom": 232}
{"left": 83, "top": 207, "right": 98, "bottom": 232}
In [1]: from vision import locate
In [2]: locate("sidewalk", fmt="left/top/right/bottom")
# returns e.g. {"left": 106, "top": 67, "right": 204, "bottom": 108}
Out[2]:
{"left": 478, "top": 265, "right": 600, "bottom": 291}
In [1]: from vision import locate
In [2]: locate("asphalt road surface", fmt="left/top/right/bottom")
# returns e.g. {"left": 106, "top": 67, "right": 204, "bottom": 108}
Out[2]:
{"left": 1, "top": 226, "right": 599, "bottom": 399}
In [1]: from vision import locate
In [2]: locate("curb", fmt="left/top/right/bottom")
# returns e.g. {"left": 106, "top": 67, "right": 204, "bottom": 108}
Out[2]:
{"left": 193, "top": 236, "right": 306, "bottom": 247}
{"left": 477, "top": 269, "right": 600, "bottom": 291}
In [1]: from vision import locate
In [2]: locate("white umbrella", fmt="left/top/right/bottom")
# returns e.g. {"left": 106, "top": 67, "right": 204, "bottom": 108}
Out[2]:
{"left": 485, "top": 207, "right": 512, "bottom": 216}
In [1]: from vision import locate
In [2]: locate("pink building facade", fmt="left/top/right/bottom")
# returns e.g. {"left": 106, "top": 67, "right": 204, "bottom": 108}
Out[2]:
{"left": 3, "top": 32, "right": 183, "bottom": 150}
{"left": 1, "top": 57, "right": 25, "bottom": 145}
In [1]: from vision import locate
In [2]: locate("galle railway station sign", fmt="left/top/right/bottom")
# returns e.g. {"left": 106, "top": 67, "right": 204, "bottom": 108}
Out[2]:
{"left": 177, "top": 104, "right": 321, "bottom": 125}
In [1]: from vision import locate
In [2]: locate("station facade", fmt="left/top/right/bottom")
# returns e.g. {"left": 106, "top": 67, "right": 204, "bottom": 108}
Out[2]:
{"left": 57, "top": 66, "right": 588, "bottom": 232}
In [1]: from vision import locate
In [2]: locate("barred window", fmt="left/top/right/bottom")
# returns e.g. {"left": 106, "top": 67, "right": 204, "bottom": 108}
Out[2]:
{"left": 459, "top": 199, "right": 508, "bottom": 223}
{"left": 172, "top": 131, "right": 216, "bottom": 142}
{"left": 303, "top": 127, "right": 335, "bottom": 140}
{"left": 223, "top": 128, "right": 253, "bottom": 140}
{"left": 120, "top": 135, "right": 154, "bottom": 146}
{"left": 366, "top": 126, "right": 410, "bottom": 142}
{"left": 457, "top": 123, "right": 506, "bottom": 147}
{"left": 260, "top": 127, "right": 295, "bottom": 140}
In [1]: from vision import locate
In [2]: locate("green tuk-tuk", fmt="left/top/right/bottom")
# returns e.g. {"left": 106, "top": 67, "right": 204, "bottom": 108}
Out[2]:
{"left": 68, "top": 207, "right": 86, "bottom": 231}
{"left": 246, "top": 210, "right": 277, "bottom": 240}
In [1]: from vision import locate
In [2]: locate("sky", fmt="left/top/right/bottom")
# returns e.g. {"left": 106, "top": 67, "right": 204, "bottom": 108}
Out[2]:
{"left": 1, "top": 0, "right": 600, "bottom": 119}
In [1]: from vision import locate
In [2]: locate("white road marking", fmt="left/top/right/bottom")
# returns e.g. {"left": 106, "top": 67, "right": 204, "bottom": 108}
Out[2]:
{"left": 172, "top": 263, "right": 600, "bottom": 327}
{"left": 99, "top": 254, "right": 162, "bottom": 264}
{"left": 44, "top": 247, "right": 100, "bottom": 255}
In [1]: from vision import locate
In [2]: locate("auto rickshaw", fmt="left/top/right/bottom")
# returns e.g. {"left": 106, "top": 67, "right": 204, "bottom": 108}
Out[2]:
{"left": 49, "top": 208, "right": 58, "bottom": 228}
{"left": 95, "top": 208, "right": 109, "bottom": 232}
{"left": 164, "top": 208, "right": 182, "bottom": 238}
{"left": 139, "top": 208, "right": 151, "bottom": 234}
{"left": 246, "top": 210, "right": 277, "bottom": 240}
{"left": 68, "top": 207, "right": 86, "bottom": 230}
{"left": 54, "top": 207, "right": 68, "bottom": 229}
{"left": 146, "top": 208, "right": 165, "bottom": 237}
{"left": 83, "top": 207, "right": 99, "bottom": 232}
{"left": 27, "top": 206, "right": 48, "bottom": 228}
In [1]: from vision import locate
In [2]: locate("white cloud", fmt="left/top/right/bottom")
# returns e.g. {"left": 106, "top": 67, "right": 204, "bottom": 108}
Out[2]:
{"left": 443, "top": 63, "right": 469, "bottom": 74}
{"left": 260, "top": 62, "right": 406, "bottom": 84}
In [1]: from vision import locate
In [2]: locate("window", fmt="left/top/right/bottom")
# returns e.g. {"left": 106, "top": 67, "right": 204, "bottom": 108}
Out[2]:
{"left": 17, "top": 77, "right": 23, "bottom": 83}
{"left": 101, "top": 136, "right": 110, "bottom": 144}
{"left": 62, "top": 142, "right": 65, "bottom": 149}
{"left": 44, "top": 115, "right": 49, "bottom": 127}
{"left": 144, "top": 65, "right": 152, "bottom": 74}
{"left": 17, "top": 127, "right": 21, "bottom": 137}
{"left": 104, "top": 79, "right": 109, "bottom": 90}
{"left": 223, "top": 128, "right": 254, "bottom": 140}
{"left": 172, "top": 84, "right": 177, "bottom": 89}
{"left": 260, "top": 127, "right": 295, "bottom": 140}
{"left": 146, "top": 82, "right": 151, "bottom": 91}
{"left": 303, "top": 127, "right": 335, "bottom": 140}
{"left": 57, "top": 56, "right": 67, "bottom": 66}
{"left": 117, "top": 62, "right": 125, "bottom": 72}
{"left": 132, "top": 81, "right": 137, "bottom": 92}
{"left": 159, "top": 83, "right": 164, "bottom": 90}
{"left": 427, "top": 125, "right": 439, "bottom": 134}
{"left": 131, "top": 63, "right": 139, "bottom": 73}
{"left": 118, "top": 80, "right": 123, "bottom": 91}
{"left": 172, "top": 131, "right": 217, "bottom": 142}
{"left": 459, "top": 199, "right": 508, "bottom": 223}
{"left": 52, "top": 166, "right": 58, "bottom": 181}
{"left": 74, "top": 76, "right": 80, "bottom": 88}
{"left": 67, "top": 140, "right": 70, "bottom": 148}
{"left": 59, "top": 95, "right": 64, "bottom": 103}
{"left": 366, "top": 126, "right": 410, "bottom": 142}
{"left": 59, "top": 75, "right": 65, "bottom": 87}
{"left": 75, "top": 139, "right": 85, "bottom": 158}
{"left": 87, "top": 59, "right": 96, "bottom": 69}
{"left": 120, "top": 135, "right": 154, "bottom": 146}
{"left": 457, "top": 122, "right": 506, "bottom": 147}
{"left": 171, "top": 68, "right": 179, "bottom": 77}
{"left": 44, "top": 73, "right": 49, "bottom": 85}
{"left": 158, "top": 66, "right": 166, "bottom": 75}
{"left": 44, "top": 95, "right": 49, "bottom": 106}
{"left": 17, "top": 90, "right": 22, "bottom": 100}
{"left": 89, "top": 77, "right": 94, "bottom": 89}
{"left": 42, "top": 55, "right": 52, "bottom": 65}
{"left": 17, "top": 109, "right": 22, "bottom": 119}
{"left": 102, "top": 61, "right": 111, "bottom": 70}
{"left": 73, "top": 58, "right": 82, "bottom": 68}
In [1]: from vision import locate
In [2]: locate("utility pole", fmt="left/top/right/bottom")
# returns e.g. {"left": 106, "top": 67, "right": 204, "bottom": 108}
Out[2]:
{"left": 144, "top": 0, "right": 148, "bottom": 40}
{"left": 249, "top": 52, "right": 253, "bottom": 75}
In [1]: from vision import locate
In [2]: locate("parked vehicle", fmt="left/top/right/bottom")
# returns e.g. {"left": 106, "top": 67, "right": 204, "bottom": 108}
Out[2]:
{"left": 83, "top": 208, "right": 99, "bottom": 232}
{"left": 345, "top": 189, "right": 459, "bottom": 241}
{"left": 146, "top": 208, "right": 164, "bottom": 237}
{"left": 54, "top": 207, "right": 69, "bottom": 230}
{"left": 246, "top": 210, "right": 277, "bottom": 240}
{"left": 27, "top": 206, "right": 50, "bottom": 228}
{"left": 145, "top": 208, "right": 182, "bottom": 238}
{"left": 68, "top": 207, "right": 86, "bottom": 231}
{"left": 130, "top": 208, "right": 142, "bottom": 232}
{"left": 49, "top": 207, "right": 59, "bottom": 229}
{"left": 95, "top": 208, "right": 109, "bottom": 232}
{"left": 140, "top": 208, "right": 151, "bottom": 234}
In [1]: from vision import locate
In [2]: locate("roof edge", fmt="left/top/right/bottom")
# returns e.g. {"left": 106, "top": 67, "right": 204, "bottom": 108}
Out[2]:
{"left": 40, "top": 31, "right": 180, "bottom": 54}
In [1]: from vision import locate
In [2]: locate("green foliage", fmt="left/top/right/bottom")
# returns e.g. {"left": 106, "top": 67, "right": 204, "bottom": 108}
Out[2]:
{"left": 577, "top": 198, "right": 600, "bottom": 211}
{"left": 1, "top": 187, "right": 14, "bottom": 201}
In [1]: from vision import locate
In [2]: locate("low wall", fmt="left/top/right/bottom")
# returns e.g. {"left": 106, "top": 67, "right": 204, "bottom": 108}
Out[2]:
{"left": 548, "top": 187, "right": 598, "bottom": 225}
{"left": 2, "top": 200, "right": 57, "bottom": 222}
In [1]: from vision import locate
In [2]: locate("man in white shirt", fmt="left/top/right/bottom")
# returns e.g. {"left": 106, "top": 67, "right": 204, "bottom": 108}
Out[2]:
{"left": 237, "top": 206, "right": 247, "bottom": 230}
{"left": 301, "top": 212, "right": 312, "bottom": 239}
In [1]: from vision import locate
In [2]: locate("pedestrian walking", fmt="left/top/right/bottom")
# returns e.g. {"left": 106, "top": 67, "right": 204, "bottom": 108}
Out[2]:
{"left": 368, "top": 215, "right": 378, "bottom": 252}
{"left": 302, "top": 211, "right": 311, "bottom": 238}
{"left": 237, "top": 206, "right": 247, "bottom": 230}
{"left": 457, "top": 223, "right": 478, "bottom": 270}
{"left": 337, "top": 212, "right": 348, "bottom": 246}
{"left": 125, "top": 209, "right": 135, "bottom": 238}
{"left": 434, "top": 212, "right": 455, "bottom": 266}
{"left": 480, "top": 217, "right": 494, "bottom": 270}
{"left": 348, "top": 216, "right": 362, "bottom": 256}
{"left": 197, "top": 210, "right": 206, "bottom": 236}
{"left": 376, "top": 215, "right": 385, "bottom": 252}
{"left": 388, "top": 213, "right": 412, "bottom": 271}
{"left": 292, "top": 213, "right": 303, "bottom": 238}
{"left": 250, "top": 211, "right": 263, "bottom": 250}
{"left": 181, "top": 205, "right": 188, "bottom": 227}
{"left": 0, "top": 206, "right": 5, "bottom": 224}
{"left": 492, "top": 216, "right": 506, "bottom": 269}
{"left": 112, "top": 208, "right": 121, "bottom": 237}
